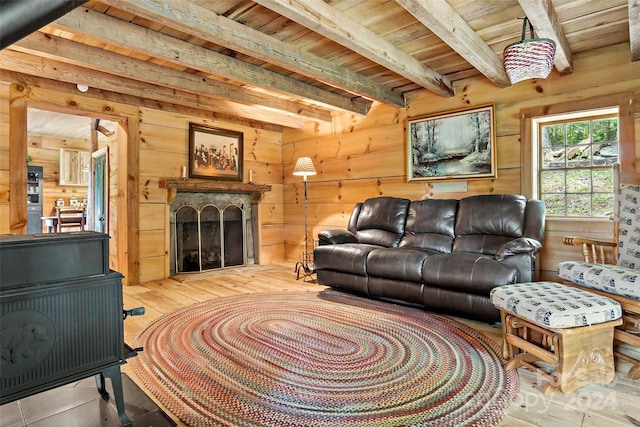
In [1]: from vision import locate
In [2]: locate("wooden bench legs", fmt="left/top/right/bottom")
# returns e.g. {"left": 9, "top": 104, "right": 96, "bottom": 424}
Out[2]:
{"left": 614, "top": 313, "right": 640, "bottom": 380}
{"left": 561, "top": 282, "right": 640, "bottom": 380}
{"left": 499, "top": 309, "right": 622, "bottom": 394}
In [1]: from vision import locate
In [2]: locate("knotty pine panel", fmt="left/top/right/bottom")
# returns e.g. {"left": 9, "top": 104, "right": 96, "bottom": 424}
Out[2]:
{"left": 258, "top": 223, "right": 285, "bottom": 265}
{"left": 0, "top": 205, "right": 8, "bottom": 234}
{"left": 258, "top": 244, "right": 286, "bottom": 266}
{"left": 139, "top": 255, "right": 168, "bottom": 285}
{"left": 0, "top": 84, "right": 10, "bottom": 186}
{"left": 0, "top": 171, "right": 8, "bottom": 205}
{"left": 139, "top": 229, "right": 166, "bottom": 259}
{"left": 139, "top": 177, "right": 167, "bottom": 204}
{"left": 283, "top": 123, "right": 405, "bottom": 164}
{"left": 539, "top": 218, "right": 615, "bottom": 277}
{"left": 139, "top": 203, "right": 166, "bottom": 231}
{"left": 139, "top": 149, "right": 183, "bottom": 178}
{"left": 139, "top": 124, "right": 186, "bottom": 154}
{"left": 259, "top": 202, "right": 285, "bottom": 225}
{"left": 286, "top": 201, "right": 357, "bottom": 228}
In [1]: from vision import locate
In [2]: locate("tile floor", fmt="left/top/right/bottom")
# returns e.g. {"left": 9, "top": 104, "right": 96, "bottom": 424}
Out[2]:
{"left": 0, "top": 373, "right": 174, "bottom": 427}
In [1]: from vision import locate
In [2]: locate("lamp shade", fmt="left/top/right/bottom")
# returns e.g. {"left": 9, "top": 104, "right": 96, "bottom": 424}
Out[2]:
{"left": 503, "top": 18, "right": 556, "bottom": 85}
{"left": 293, "top": 157, "right": 317, "bottom": 178}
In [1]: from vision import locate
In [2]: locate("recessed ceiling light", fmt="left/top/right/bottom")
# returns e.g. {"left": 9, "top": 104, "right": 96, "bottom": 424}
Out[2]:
{"left": 76, "top": 84, "right": 89, "bottom": 93}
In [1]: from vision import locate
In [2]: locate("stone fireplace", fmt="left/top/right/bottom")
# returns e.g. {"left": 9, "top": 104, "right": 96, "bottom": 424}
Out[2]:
{"left": 161, "top": 180, "right": 271, "bottom": 276}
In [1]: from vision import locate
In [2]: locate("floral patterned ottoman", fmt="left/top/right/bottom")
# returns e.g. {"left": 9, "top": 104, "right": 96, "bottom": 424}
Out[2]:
{"left": 490, "top": 281, "right": 622, "bottom": 394}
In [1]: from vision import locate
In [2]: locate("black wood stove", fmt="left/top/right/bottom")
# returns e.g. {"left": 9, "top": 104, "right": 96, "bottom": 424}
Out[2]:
{"left": 0, "top": 232, "right": 143, "bottom": 426}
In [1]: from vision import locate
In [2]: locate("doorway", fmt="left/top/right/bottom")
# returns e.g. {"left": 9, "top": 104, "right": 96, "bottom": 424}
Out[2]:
{"left": 92, "top": 147, "right": 108, "bottom": 233}
{"left": 10, "top": 90, "right": 138, "bottom": 285}
{"left": 26, "top": 107, "right": 119, "bottom": 266}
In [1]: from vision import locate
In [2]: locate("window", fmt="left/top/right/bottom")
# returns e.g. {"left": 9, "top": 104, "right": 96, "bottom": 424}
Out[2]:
{"left": 532, "top": 108, "right": 619, "bottom": 217}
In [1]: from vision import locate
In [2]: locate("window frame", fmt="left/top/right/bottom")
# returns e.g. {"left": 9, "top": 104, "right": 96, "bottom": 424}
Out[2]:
{"left": 520, "top": 93, "right": 636, "bottom": 213}
{"left": 533, "top": 109, "right": 619, "bottom": 218}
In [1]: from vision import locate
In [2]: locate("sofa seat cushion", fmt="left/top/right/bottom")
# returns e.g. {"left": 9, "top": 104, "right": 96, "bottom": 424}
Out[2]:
{"left": 558, "top": 261, "right": 640, "bottom": 301}
{"left": 423, "top": 252, "right": 519, "bottom": 294}
{"left": 490, "top": 281, "right": 622, "bottom": 328}
{"left": 314, "top": 243, "right": 382, "bottom": 276}
{"left": 367, "top": 248, "right": 438, "bottom": 282}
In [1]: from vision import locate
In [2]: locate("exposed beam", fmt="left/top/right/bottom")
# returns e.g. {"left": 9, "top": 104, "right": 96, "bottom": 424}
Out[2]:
{"left": 51, "top": 8, "right": 371, "bottom": 115}
{"left": 253, "top": 0, "right": 454, "bottom": 98}
{"left": 0, "top": 68, "right": 285, "bottom": 132}
{"left": 0, "top": 50, "right": 306, "bottom": 129}
{"left": 100, "top": 0, "right": 406, "bottom": 107}
{"left": 517, "top": 0, "right": 573, "bottom": 74}
{"left": 12, "top": 31, "right": 332, "bottom": 123}
{"left": 396, "top": 0, "right": 510, "bottom": 88}
{"left": 630, "top": 0, "right": 640, "bottom": 61}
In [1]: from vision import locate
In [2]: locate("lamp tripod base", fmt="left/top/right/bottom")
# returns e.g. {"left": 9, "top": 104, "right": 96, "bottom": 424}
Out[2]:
{"left": 295, "top": 252, "right": 316, "bottom": 282}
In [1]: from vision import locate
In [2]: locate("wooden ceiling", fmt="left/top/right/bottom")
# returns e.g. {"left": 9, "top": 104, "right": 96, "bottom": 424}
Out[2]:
{"left": 1, "top": 0, "right": 637, "bottom": 129}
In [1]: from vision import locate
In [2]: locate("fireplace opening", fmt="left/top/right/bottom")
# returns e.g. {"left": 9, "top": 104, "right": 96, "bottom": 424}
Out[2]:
{"left": 175, "top": 203, "right": 246, "bottom": 273}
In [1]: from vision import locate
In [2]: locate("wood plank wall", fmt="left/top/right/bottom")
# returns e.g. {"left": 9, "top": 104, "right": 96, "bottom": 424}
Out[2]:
{"left": 0, "top": 83, "right": 9, "bottom": 234}
{"left": 1, "top": 43, "right": 638, "bottom": 285}
{"left": 0, "top": 84, "right": 284, "bottom": 284}
{"left": 282, "top": 43, "right": 640, "bottom": 279}
{"left": 136, "top": 108, "right": 285, "bottom": 283}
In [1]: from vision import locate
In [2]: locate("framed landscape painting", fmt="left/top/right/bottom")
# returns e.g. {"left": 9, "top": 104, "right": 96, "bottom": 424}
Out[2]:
{"left": 407, "top": 105, "right": 496, "bottom": 181}
{"left": 189, "top": 123, "right": 243, "bottom": 181}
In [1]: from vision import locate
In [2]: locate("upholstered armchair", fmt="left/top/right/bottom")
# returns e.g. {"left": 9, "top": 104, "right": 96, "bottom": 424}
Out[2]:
{"left": 558, "top": 164, "right": 640, "bottom": 379}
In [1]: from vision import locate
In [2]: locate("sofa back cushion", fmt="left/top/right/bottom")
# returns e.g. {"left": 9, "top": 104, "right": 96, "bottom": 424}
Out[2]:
{"left": 453, "top": 194, "right": 527, "bottom": 255}
{"left": 356, "top": 197, "right": 410, "bottom": 247}
{"left": 399, "top": 199, "right": 457, "bottom": 253}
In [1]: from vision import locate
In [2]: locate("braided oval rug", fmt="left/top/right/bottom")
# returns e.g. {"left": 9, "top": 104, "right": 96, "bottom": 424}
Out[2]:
{"left": 129, "top": 290, "right": 518, "bottom": 427}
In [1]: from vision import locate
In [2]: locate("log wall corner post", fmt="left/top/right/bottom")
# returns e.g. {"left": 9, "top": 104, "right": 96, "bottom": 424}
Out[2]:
{"left": 8, "top": 84, "right": 29, "bottom": 234}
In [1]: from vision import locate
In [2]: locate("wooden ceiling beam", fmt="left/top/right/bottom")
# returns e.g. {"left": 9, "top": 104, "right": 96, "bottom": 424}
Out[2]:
{"left": 253, "top": 0, "right": 454, "bottom": 98}
{"left": 52, "top": 7, "right": 371, "bottom": 115}
{"left": 2, "top": 69, "right": 285, "bottom": 132}
{"left": 100, "top": 0, "right": 406, "bottom": 108}
{"left": 395, "top": 0, "right": 510, "bottom": 88}
{"left": 0, "top": 68, "right": 285, "bottom": 132}
{"left": 0, "top": 50, "right": 305, "bottom": 129}
{"left": 12, "top": 31, "right": 332, "bottom": 123}
{"left": 517, "top": 0, "right": 573, "bottom": 74}
{"left": 630, "top": 0, "right": 640, "bottom": 61}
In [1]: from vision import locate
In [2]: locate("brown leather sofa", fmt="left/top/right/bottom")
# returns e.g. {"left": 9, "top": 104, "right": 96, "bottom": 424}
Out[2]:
{"left": 314, "top": 195, "right": 545, "bottom": 322}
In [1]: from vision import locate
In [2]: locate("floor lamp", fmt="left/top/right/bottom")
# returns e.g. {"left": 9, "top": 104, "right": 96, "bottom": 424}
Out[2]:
{"left": 293, "top": 156, "right": 317, "bottom": 281}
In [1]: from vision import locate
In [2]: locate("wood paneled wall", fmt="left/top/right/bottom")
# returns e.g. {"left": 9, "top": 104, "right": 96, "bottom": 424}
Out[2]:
{"left": 136, "top": 108, "right": 284, "bottom": 283}
{"left": 1, "top": 43, "right": 639, "bottom": 285}
{"left": 0, "top": 83, "right": 9, "bottom": 234}
{"left": 0, "top": 84, "right": 284, "bottom": 284}
{"left": 282, "top": 43, "right": 640, "bottom": 279}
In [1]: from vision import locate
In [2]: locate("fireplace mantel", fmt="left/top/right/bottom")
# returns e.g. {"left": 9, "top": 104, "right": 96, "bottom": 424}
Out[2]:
{"left": 160, "top": 179, "right": 271, "bottom": 203}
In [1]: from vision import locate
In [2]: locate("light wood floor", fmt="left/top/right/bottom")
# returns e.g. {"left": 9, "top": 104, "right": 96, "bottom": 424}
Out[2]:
{"left": 122, "top": 263, "right": 640, "bottom": 427}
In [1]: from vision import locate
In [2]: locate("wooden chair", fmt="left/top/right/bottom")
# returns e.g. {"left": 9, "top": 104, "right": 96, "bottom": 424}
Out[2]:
{"left": 558, "top": 164, "right": 640, "bottom": 379}
{"left": 56, "top": 206, "right": 86, "bottom": 232}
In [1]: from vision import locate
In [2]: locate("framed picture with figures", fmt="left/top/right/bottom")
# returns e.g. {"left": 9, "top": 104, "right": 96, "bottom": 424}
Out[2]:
{"left": 189, "top": 123, "right": 243, "bottom": 181}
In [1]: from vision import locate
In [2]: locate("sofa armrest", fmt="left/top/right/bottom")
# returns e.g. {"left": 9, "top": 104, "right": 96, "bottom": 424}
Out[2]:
{"left": 318, "top": 229, "right": 358, "bottom": 245}
{"left": 495, "top": 237, "right": 542, "bottom": 261}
